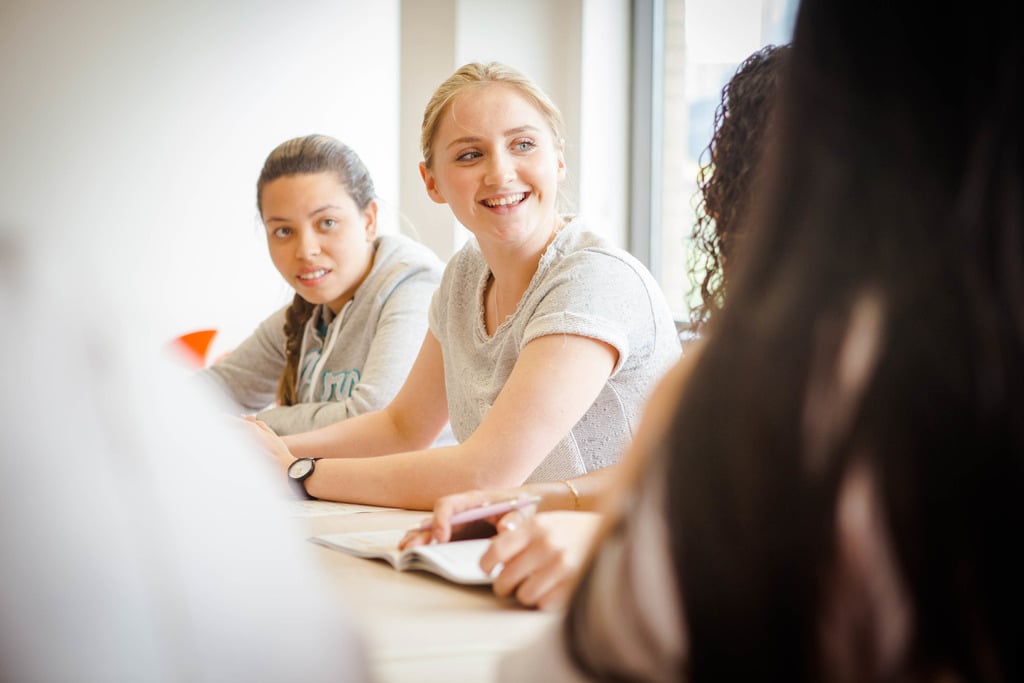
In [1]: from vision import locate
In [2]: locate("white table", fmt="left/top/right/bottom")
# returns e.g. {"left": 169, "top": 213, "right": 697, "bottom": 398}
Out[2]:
{"left": 296, "top": 502, "right": 559, "bottom": 683}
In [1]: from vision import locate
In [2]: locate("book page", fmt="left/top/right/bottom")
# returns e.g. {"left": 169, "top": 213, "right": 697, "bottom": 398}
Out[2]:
{"left": 290, "top": 500, "right": 397, "bottom": 518}
{"left": 309, "top": 529, "right": 495, "bottom": 585}
{"left": 310, "top": 529, "right": 406, "bottom": 568}
{"left": 407, "top": 539, "right": 495, "bottom": 585}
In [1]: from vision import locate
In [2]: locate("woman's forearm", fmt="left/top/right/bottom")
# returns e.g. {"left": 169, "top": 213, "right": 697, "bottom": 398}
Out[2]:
{"left": 523, "top": 465, "right": 620, "bottom": 513}
{"left": 282, "top": 407, "right": 437, "bottom": 460}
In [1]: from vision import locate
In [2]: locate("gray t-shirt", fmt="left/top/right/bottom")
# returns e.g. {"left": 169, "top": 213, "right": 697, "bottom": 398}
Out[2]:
{"left": 202, "top": 234, "right": 443, "bottom": 436}
{"left": 429, "top": 218, "right": 681, "bottom": 482}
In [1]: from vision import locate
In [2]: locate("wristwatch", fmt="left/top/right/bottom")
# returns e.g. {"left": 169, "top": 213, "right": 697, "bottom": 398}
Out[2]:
{"left": 287, "top": 457, "right": 321, "bottom": 500}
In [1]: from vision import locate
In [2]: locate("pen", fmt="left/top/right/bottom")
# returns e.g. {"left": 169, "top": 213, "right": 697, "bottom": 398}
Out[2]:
{"left": 415, "top": 495, "right": 542, "bottom": 532}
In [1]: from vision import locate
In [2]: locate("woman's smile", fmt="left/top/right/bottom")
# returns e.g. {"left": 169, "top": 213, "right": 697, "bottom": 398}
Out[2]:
{"left": 481, "top": 192, "right": 529, "bottom": 210}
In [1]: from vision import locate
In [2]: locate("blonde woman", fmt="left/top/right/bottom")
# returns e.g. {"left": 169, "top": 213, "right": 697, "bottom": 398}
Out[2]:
{"left": 249, "top": 62, "right": 680, "bottom": 509}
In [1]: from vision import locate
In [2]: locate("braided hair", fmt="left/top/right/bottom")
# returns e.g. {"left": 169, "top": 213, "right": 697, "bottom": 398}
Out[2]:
{"left": 256, "top": 135, "right": 376, "bottom": 406}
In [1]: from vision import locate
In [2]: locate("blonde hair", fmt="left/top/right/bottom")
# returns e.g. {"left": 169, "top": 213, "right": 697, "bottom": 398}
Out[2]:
{"left": 419, "top": 61, "right": 567, "bottom": 170}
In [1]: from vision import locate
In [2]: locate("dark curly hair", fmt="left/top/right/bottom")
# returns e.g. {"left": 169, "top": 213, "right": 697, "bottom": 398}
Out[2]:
{"left": 688, "top": 43, "right": 791, "bottom": 329}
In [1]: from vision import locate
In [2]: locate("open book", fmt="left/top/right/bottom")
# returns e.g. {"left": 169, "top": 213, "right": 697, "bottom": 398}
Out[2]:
{"left": 309, "top": 529, "right": 496, "bottom": 585}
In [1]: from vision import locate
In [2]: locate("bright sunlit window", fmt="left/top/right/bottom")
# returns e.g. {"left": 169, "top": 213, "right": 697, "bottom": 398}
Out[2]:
{"left": 657, "top": 0, "right": 797, "bottom": 323}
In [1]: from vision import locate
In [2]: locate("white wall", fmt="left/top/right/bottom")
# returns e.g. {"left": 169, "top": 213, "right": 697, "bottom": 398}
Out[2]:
{"left": 398, "top": 0, "right": 461, "bottom": 258}
{"left": 1, "top": 0, "right": 629, "bottom": 359}
{"left": 0, "top": 0, "right": 400, "bottom": 357}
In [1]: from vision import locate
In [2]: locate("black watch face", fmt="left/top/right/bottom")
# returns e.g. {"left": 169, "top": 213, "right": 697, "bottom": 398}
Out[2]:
{"left": 288, "top": 458, "right": 315, "bottom": 479}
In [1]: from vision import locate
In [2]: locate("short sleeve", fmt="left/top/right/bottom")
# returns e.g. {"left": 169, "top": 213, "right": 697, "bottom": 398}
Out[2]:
{"left": 522, "top": 249, "right": 657, "bottom": 376}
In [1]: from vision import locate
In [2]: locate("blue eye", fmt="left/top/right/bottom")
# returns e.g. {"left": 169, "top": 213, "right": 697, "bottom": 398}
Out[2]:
{"left": 513, "top": 139, "right": 536, "bottom": 152}
{"left": 456, "top": 150, "right": 482, "bottom": 162}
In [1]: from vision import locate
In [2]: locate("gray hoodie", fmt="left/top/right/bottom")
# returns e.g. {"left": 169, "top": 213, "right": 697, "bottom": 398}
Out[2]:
{"left": 201, "top": 234, "right": 443, "bottom": 436}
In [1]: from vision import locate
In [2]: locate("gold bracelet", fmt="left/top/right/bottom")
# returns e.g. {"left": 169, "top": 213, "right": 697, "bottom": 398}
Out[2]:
{"left": 561, "top": 479, "right": 581, "bottom": 511}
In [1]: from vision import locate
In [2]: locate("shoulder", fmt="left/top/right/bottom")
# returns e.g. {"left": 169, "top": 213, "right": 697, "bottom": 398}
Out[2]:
{"left": 447, "top": 235, "right": 483, "bottom": 263}
{"left": 547, "top": 219, "right": 652, "bottom": 280}
{"left": 534, "top": 223, "right": 661, "bottom": 305}
{"left": 362, "top": 235, "right": 445, "bottom": 299}
{"left": 439, "top": 237, "right": 485, "bottom": 282}
{"left": 431, "top": 239, "right": 485, "bottom": 327}
{"left": 374, "top": 234, "right": 444, "bottom": 272}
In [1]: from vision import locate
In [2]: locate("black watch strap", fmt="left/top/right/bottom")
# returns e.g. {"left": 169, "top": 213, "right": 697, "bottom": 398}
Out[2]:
{"left": 288, "top": 457, "right": 321, "bottom": 500}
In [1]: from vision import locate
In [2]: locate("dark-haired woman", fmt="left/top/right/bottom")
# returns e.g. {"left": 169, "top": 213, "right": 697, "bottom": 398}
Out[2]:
{"left": 503, "top": 0, "right": 1024, "bottom": 679}
{"left": 202, "top": 134, "right": 444, "bottom": 436}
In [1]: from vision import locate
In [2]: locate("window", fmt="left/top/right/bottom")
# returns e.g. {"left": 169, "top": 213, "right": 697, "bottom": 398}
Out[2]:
{"left": 638, "top": 0, "right": 797, "bottom": 323}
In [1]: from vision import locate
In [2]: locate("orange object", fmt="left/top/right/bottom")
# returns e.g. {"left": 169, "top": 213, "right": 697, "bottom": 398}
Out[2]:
{"left": 172, "top": 329, "right": 218, "bottom": 368}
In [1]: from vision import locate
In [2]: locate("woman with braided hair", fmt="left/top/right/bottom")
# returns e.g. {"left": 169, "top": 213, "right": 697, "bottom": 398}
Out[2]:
{"left": 201, "top": 134, "right": 445, "bottom": 436}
